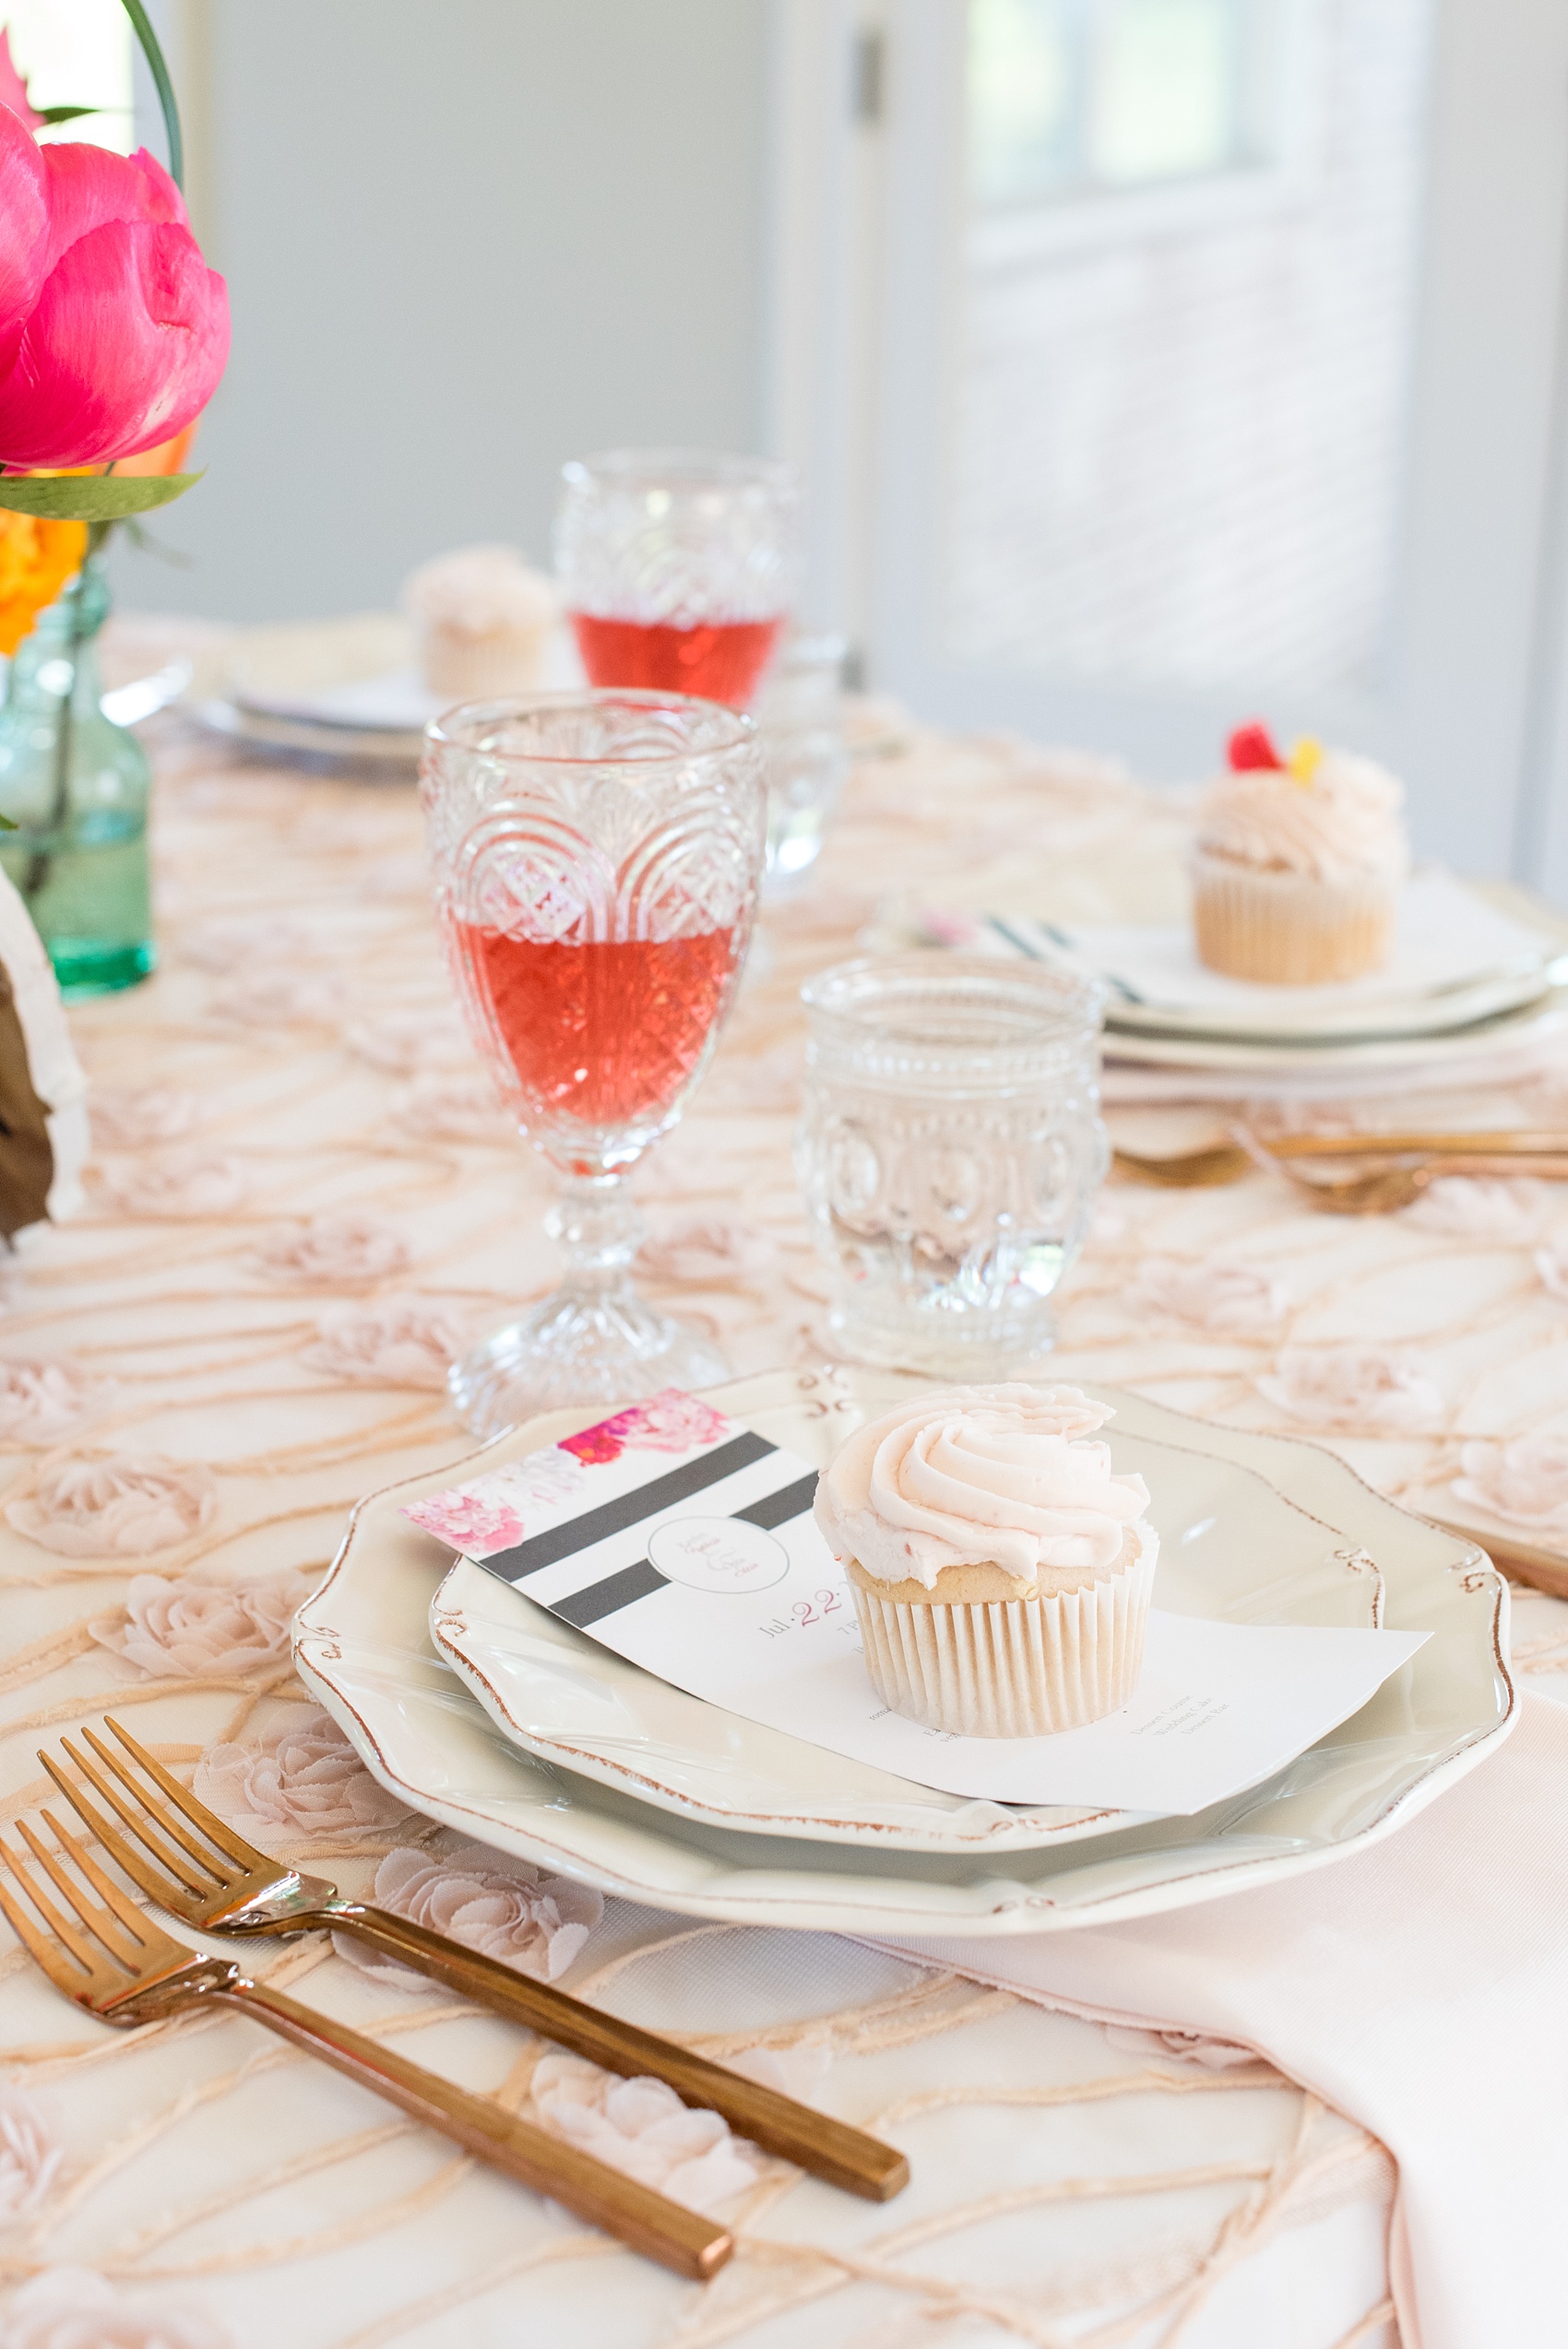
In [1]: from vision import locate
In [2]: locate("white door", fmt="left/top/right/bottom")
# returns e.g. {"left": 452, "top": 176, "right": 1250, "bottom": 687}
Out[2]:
{"left": 769, "top": 0, "right": 1568, "bottom": 878}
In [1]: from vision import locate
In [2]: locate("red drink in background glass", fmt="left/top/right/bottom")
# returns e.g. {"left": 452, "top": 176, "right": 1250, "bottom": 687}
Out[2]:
{"left": 569, "top": 612, "right": 784, "bottom": 710}
{"left": 454, "top": 921, "right": 739, "bottom": 1128}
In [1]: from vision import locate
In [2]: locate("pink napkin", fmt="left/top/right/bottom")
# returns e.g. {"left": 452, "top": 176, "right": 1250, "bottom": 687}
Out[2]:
{"left": 881, "top": 1693, "right": 1568, "bottom": 2349}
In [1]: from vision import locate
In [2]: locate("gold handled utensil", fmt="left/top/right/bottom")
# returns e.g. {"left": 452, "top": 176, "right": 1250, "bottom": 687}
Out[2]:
{"left": 40, "top": 1717, "right": 909, "bottom": 2205}
{"left": 1115, "top": 1131, "right": 1568, "bottom": 1189}
{"left": 1425, "top": 1518, "right": 1568, "bottom": 1604}
{"left": 1261, "top": 1152, "right": 1568, "bottom": 1216}
{"left": 0, "top": 1806, "right": 731, "bottom": 2281}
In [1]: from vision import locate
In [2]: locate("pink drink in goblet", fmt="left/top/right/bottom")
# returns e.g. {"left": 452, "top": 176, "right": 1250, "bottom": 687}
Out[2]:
{"left": 421, "top": 689, "right": 766, "bottom": 1437}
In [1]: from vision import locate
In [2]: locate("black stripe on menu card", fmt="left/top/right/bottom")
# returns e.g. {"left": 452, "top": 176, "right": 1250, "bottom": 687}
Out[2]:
{"left": 542, "top": 1469, "right": 825, "bottom": 1630}
{"left": 732, "top": 1471, "right": 819, "bottom": 1531}
{"left": 552, "top": 1558, "right": 671, "bottom": 1628}
{"left": 480, "top": 1429, "right": 778, "bottom": 1583}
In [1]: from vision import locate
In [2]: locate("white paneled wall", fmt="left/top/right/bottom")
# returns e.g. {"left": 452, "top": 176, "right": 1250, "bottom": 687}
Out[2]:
{"left": 114, "top": 0, "right": 770, "bottom": 624}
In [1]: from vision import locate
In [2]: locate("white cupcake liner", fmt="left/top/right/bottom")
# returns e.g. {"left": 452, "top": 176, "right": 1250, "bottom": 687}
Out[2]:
{"left": 1191, "top": 848, "right": 1396, "bottom": 983}
{"left": 851, "top": 1530, "right": 1158, "bottom": 1738}
{"left": 420, "top": 623, "right": 551, "bottom": 701}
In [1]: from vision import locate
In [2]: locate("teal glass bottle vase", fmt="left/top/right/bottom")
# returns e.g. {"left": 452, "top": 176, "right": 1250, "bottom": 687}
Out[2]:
{"left": 0, "top": 557, "right": 155, "bottom": 998}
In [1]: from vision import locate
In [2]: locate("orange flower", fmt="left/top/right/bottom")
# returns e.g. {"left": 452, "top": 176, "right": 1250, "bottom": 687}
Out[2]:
{"left": 107, "top": 421, "right": 199, "bottom": 479}
{"left": 0, "top": 511, "right": 87, "bottom": 656}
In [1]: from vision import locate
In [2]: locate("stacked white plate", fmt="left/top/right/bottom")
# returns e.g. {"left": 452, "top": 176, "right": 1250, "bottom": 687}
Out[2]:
{"left": 932, "top": 872, "right": 1568, "bottom": 1102}
{"left": 182, "top": 612, "right": 585, "bottom": 770}
{"left": 294, "top": 1367, "right": 1515, "bottom": 1939}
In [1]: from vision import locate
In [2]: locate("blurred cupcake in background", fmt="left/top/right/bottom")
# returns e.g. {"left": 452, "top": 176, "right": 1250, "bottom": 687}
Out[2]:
{"left": 1192, "top": 721, "right": 1408, "bottom": 984}
{"left": 403, "top": 544, "right": 556, "bottom": 701}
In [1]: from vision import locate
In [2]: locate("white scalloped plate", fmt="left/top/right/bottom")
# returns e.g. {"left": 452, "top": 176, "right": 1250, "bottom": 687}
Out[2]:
{"left": 293, "top": 1369, "right": 1515, "bottom": 1937}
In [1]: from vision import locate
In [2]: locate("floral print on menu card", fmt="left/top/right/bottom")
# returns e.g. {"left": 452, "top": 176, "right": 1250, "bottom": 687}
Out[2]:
{"left": 403, "top": 1387, "right": 733, "bottom": 1556}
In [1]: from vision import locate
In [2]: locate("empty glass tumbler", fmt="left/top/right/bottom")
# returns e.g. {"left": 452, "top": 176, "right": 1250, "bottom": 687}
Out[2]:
{"left": 555, "top": 449, "right": 801, "bottom": 711}
{"left": 796, "top": 954, "right": 1108, "bottom": 1375}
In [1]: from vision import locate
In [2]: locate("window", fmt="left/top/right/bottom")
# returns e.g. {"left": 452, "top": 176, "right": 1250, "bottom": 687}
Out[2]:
{"left": 951, "top": 0, "right": 1434, "bottom": 696}
{"left": 969, "top": 0, "right": 1281, "bottom": 208}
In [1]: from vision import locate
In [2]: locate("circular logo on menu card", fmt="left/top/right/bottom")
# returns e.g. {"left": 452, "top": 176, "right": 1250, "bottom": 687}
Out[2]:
{"left": 647, "top": 1515, "right": 790, "bottom": 1594}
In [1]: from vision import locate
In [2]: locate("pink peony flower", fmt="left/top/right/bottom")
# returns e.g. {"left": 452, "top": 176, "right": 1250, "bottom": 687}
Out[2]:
{"left": 530, "top": 2054, "right": 763, "bottom": 2215}
{"left": 0, "top": 2270, "right": 228, "bottom": 2349}
{"left": 404, "top": 1445, "right": 586, "bottom": 1554}
{"left": 1128, "top": 1255, "right": 1291, "bottom": 1336}
{"left": 0, "top": 1360, "right": 112, "bottom": 1446}
{"left": 182, "top": 916, "right": 318, "bottom": 974}
{"left": 559, "top": 1421, "right": 625, "bottom": 1465}
{"left": 89, "top": 1568, "right": 312, "bottom": 1678}
{"left": 211, "top": 970, "right": 343, "bottom": 1027}
{"left": 636, "top": 1218, "right": 777, "bottom": 1287}
{"left": 391, "top": 1070, "right": 508, "bottom": 1143}
{"left": 334, "top": 1842, "right": 601, "bottom": 1988}
{"left": 94, "top": 1151, "right": 248, "bottom": 1219}
{"left": 601, "top": 1390, "right": 738, "bottom": 1446}
{"left": 0, "top": 2085, "right": 59, "bottom": 2219}
{"left": 1255, "top": 1346, "right": 1443, "bottom": 1431}
{"left": 194, "top": 1707, "right": 412, "bottom": 1842}
{"left": 403, "top": 1487, "right": 528, "bottom": 1557}
{"left": 1405, "top": 1176, "right": 1547, "bottom": 1241}
{"left": 303, "top": 1299, "right": 468, "bottom": 1391}
{"left": 6, "top": 1453, "right": 218, "bottom": 1558}
{"left": 88, "top": 1088, "right": 198, "bottom": 1148}
{"left": 251, "top": 1215, "right": 411, "bottom": 1287}
{"left": 344, "top": 1009, "right": 472, "bottom": 1076}
{"left": 0, "top": 144, "right": 229, "bottom": 469}
{"left": 0, "top": 33, "right": 46, "bottom": 137}
{"left": 1453, "top": 1430, "right": 1568, "bottom": 1533}
{"left": 0, "top": 106, "right": 48, "bottom": 377}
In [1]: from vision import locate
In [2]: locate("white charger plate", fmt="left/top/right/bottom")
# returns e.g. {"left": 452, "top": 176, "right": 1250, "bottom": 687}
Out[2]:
{"left": 293, "top": 1369, "right": 1515, "bottom": 1936}
{"left": 1104, "top": 982, "right": 1568, "bottom": 1074}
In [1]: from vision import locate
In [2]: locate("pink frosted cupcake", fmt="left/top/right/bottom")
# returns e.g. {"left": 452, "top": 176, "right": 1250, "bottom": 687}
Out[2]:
{"left": 402, "top": 544, "right": 556, "bottom": 701}
{"left": 814, "top": 1383, "right": 1157, "bottom": 1738}
{"left": 1193, "top": 722, "right": 1408, "bottom": 984}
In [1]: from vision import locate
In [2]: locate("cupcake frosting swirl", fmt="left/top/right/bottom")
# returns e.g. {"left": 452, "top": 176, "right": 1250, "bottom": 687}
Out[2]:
{"left": 813, "top": 1383, "right": 1150, "bottom": 1591}
{"left": 1197, "top": 752, "right": 1407, "bottom": 884}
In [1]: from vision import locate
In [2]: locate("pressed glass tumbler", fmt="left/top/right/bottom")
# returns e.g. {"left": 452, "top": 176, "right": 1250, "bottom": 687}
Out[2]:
{"left": 796, "top": 954, "right": 1108, "bottom": 1375}
{"left": 554, "top": 449, "right": 801, "bottom": 711}
{"left": 422, "top": 690, "right": 766, "bottom": 1438}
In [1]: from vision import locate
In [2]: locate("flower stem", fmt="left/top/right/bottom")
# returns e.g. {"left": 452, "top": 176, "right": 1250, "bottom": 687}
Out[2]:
{"left": 120, "top": 0, "right": 183, "bottom": 189}
{"left": 23, "top": 545, "right": 100, "bottom": 903}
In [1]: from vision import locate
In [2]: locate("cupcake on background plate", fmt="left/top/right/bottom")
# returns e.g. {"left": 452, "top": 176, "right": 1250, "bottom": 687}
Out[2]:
{"left": 814, "top": 1383, "right": 1157, "bottom": 1739}
{"left": 1193, "top": 721, "right": 1408, "bottom": 984}
{"left": 402, "top": 544, "right": 557, "bottom": 702}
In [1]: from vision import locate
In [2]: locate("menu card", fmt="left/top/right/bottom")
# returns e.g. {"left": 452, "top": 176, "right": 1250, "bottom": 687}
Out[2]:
{"left": 406, "top": 1392, "right": 1428, "bottom": 1816}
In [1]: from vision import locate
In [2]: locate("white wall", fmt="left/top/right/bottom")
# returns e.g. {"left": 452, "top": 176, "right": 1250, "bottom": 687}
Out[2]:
{"left": 113, "top": 0, "right": 770, "bottom": 623}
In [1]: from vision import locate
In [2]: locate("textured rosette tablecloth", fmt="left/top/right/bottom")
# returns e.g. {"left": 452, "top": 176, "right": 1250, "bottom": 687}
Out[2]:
{"left": 0, "top": 632, "right": 1564, "bottom": 2346}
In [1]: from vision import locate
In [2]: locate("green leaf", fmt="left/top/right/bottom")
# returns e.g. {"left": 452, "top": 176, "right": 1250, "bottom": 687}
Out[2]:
{"left": 0, "top": 473, "right": 201, "bottom": 520}
{"left": 120, "top": 0, "right": 182, "bottom": 189}
{"left": 36, "top": 105, "right": 99, "bottom": 125}
{"left": 0, "top": 815, "right": 14, "bottom": 832}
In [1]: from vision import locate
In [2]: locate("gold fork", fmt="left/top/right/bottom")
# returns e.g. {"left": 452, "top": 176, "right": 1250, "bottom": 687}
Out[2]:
{"left": 0, "top": 1805, "right": 731, "bottom": 2279}
{"left": 1265, "top": 1152, "right": 1568, "bottom": 1215}
{"left": 39, "top": 1718, "right": 908, "bottom": 2205}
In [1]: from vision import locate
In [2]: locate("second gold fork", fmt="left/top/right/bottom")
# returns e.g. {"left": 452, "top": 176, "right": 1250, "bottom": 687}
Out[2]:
{"left": 41, "top": 1717, "right": 908, "bottom": 2204}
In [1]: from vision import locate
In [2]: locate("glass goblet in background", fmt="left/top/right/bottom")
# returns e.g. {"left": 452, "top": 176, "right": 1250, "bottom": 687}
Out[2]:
{"left": 421, "top": 690, "right": 766, "bottom": 1439}
{"left": 554, "top": 449, "right": 800, "bottom": 712}
{"left": 754, "top": 631, "right": 849, "bottom": 893}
